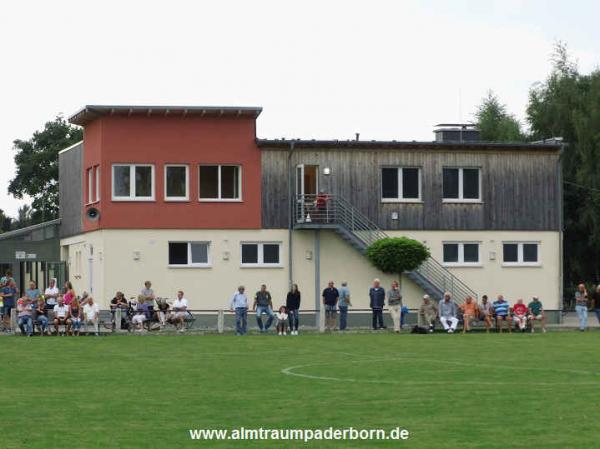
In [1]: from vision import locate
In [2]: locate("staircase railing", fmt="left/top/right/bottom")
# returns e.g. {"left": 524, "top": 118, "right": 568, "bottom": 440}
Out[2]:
{"left": 294, "top": 193, "right": 478, "bottom": 301}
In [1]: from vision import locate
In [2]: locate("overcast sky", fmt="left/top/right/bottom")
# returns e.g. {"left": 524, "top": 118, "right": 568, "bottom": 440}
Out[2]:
{"left": 0, "top": 0, "right": 598, "bottom": 217}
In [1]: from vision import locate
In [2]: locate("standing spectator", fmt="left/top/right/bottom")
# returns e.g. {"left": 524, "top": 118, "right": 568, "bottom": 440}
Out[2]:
{"left": 321, "top": 281, "right": 339, "bottom": 331}
{"left": 439, "top": 292, "right": 459, "bottom": 333}
{"left": 275, "top": 306, "right": 289, "bottom": 335}
{"left": 574, "top": 284, "right": 589, "bottom": 331}
{"left": 230, "top": 286, "right": 248, "bottom": 336}
{"left": 512, "top": 299, "right": 528, "bottom": 332}
{"left": 459, "top": 296, "right": 479, "bottom": 333}
{"left": 591, "top": 285, "right": 600, "bottom": 325}
{"left": 83, "top": 297, "right": 100, "bottom": 336}
{"left": 34, "top": 298, "right": 49, "bottom": 336}
{"left": 286, "top": 284, "right": 301, "bottom": 335}
{"left": 44, "top": 278, "right": 60, "bottom": 308}
{"left": 528, "top": 296, "right": 546, "bottom": 333}
{"left": 16, "top": 297, "right": 33, "bottom": 336}
{"left": 369, "top": 279, "right": 386, "bottom": 330}
{"left": 69, "top": 298, "right": 82, "bottom": 336}
{"left": 478, "top": 295, "right": 495, "bottom": 333}
{"left": 253, "top": 284, "right": 274, "bottom": 333}
{"left": 140, "top": 281, "right": 156, "bottom": 319}
{"left": 493, "top": 295, "right": 511, "bottom": 333}
{"left": 0, "top": 270, "right": 14, "bottom": 287}
{"left": 110, "top": 291, "right": 129, "bottom": 330}
{"left": 63, "top": 281, "right": 76, "bottom": 306}
{"left": 419, "top": 295, "right": 437, "bottom": 332}
{"left": 1, "top": 279, "right": 18, "bottom": 332}
{"left": 338, "top": 281, "right": 351, "bottom": 331}
{"left": 171, "top": 290, "right": 189, "bottom": 333}
{"left": 53, "top": 296, "right": 71, "bottom": 336}
{"left": 387, "top": 280, "right": 403, "bottom": 333}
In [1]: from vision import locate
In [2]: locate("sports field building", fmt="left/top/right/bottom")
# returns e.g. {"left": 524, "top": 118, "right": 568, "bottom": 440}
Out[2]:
{"left": 4, "top": 105, "right": 564, "bottom": 322}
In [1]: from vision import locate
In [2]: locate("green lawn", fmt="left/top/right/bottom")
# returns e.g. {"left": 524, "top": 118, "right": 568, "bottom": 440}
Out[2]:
{"left": 1, "top": 332, "right": 599, "bottom": 449}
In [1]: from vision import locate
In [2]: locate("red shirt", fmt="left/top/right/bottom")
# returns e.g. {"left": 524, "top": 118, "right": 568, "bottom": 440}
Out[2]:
{"left": 513, "top": 303, "right": 527, "bottom": 316}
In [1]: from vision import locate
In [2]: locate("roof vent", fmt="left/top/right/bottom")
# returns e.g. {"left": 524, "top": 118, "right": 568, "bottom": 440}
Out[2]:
{"left": 434, "top": 123, "right": 480, "bottom": 142}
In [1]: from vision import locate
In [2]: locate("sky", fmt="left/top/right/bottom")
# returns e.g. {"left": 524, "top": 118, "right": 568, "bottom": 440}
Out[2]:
{"left": 0, "top": 0, "right": 598, "bottom": 217}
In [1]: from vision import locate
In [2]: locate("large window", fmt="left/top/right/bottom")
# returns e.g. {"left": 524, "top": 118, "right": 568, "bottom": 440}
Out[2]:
{"left": 381, "top": 167, "right": 421, "bottom": 202}
{"left": 112, "top": 164, "right": 155, "bottom": 201}
{"left": 443, "top": 242, "right": 480, "bottom": 266}
{"left": 442, "top": 168, "right": 481, "bottom": 202}
{"left": 168, "top": 242, "right": 210, "bottom": 267}
{"left": 241, "top": 242, "right": 281, "bottom": 267}
{"left": 503, "top": 242, "right": 540, "bottom": 266}
{"left": 165, "top": 165, "right": 189, "bottom": 201}
{"left": 199, "top": 165, "right": 241, "bottom": 201}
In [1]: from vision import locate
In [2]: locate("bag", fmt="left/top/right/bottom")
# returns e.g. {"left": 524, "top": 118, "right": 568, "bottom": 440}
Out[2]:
{"left": 411, "top": 325, "right": 428, "bottom": 334}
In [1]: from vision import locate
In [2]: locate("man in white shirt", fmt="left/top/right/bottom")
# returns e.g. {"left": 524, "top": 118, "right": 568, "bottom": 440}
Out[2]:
{"left": 170, "top": 290, "right": 188, "bottom": 332}
{"left": 53, "top": 295, "right": 70, "bottom": 335}
{"left": 44, "top": 278, "right": 60, "bottom": 307}
{"left": 83, "top": 296, "right": 101, "bottom": 336}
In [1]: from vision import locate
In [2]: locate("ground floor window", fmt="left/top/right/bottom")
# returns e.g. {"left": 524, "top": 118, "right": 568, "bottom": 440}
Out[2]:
{"left": 442, "top": 242, "right": 480, "bottom": 266}
{"left": 168, "top": 242, "right": 210, "bottom": 267}
{"left": 241, "top": 242, "right": 281, "bottom": 266}
{"left": 503, "top": 242, "right": 540, "bottom": 266}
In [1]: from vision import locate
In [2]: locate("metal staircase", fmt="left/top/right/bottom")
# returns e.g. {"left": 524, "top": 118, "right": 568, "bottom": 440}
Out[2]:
{"left": 294, "top": 194, "right": 477, "bottom": 303}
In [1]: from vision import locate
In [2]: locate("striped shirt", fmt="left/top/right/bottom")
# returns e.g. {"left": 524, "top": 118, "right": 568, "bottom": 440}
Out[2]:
{"left": 493, "top": 300, "right": 510, "bottom": 317}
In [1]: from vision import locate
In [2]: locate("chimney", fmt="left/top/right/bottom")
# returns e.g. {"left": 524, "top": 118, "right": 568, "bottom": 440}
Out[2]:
{"left": 433, "top": 123, "right": 480, "bottom": 143}
{"left": 355, "top": 132, "right": 360, "bottom": 141}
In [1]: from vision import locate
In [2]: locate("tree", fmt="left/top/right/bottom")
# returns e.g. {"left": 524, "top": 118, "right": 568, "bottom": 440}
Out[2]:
{"left": 8, "top": 116, "right": 83, "bottom": 226}
{"left": 475, "top": 91, "right": 526, "bottom": 142}
{"left": 366, "top": 237, "right": 430, "bottom": 290}
{"left": 14, "top": 204, "right": 33, "bottom": 230}
{"left": 0, "top": 209, "right": 13, "bottom": 233}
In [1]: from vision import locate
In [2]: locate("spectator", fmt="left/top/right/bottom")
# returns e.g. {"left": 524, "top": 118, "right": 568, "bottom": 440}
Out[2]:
{"left": 286, "top": 284, "right": 301, "bottom": 335}
{"left": 387, "top": 280, "right": 402, "bottom": 333}
{"left": 25, "top": 280, "right": 41, "bottom": 303}
{"left": 0, "top": 270, "right": 14, "bottom": 287}
{"left": 110, "top": 291, "right": 129, "bottom": 330}
{"left": 155, "top": 298, "right": 170, "bottom": 329}
{"left": 419, "top": 295, "right": 437, "bottom": 333}
{"left": 592, "top": 285, "right": 600, "bottom": 325}
{"left": 34, "top": 297, "right": 49, "bottom": 336}
{"left": 16, "top": 297, "right": 33, "bottom": 336}
{"left": 1, "top": 279, "right": 18, "bottom": 333}
{"left": 338, "top": 281, "right": 351, "bottom": 331}
{"left": 170, "top": 290, "right": 189, "bottom": 333}
{"left": 512, "top": 299, "right": 528, "bottom": 332}
{"left": 131, "top": 296, "right": 148, "bottom": 330}
{"left": 459, "top": 296, "right": 479, "bottom": 333}
{"left": 63, "top": 281, "right": 76, "bottom": 306}
{"left": 528, "top": 296, "right": 546, "bottom": 333}
{"left": 574, "top": 283, "right": 589, "bottom": 331}
{"left": 276, "top": 306, "right": 288, "bottom": 335}
{"left": 230, "top": 286, "right": 248, "bottom": 336}
{"left": 53, "top": 295, "right": 70, "bottom": 336}
{"left": 83, "top": 297, "right": 100, "bottom": 336}
{"left": 140, "top": 281, "right": 156, "bottom": 319}
{"left": 439, "top": 292, "right": 459, "bottom": 334}
{"left": 69, "top": 298, "right": 82, "bottom": 336}
{"left": 478, "top": 295, "right": 495, "bottom": 333}
{"left": 369, "top": 279, "right": 386, "bottom": 330}
{"left": 44, "top": 278, "right": 60, "bottom": 308}
{"left": 322, "top": 281, "right": 339, "bottom": 331}
{"left": 493, "top": 295, "right": 511, "bottom": 333}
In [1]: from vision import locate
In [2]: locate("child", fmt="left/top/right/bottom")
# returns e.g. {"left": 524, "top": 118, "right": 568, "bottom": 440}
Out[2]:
{"left": 275, "top": 305, "right": 288, "bottom": 335}
{"left": 512, "top": 299, "right": 528, "bottom": 332}
{"left": 131, "top": 296, "right": 148, "bottom": 330}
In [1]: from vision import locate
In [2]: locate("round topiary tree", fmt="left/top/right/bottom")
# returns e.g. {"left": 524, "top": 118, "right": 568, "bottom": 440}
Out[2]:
{"left": 365, "top": 237, "right": 430, "bottom": 289}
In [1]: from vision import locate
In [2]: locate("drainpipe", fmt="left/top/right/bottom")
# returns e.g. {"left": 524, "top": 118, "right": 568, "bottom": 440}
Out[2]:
{"left": 287, "top": 141, "right": 296, "bottom": 290}
{"left": 558, "top": 144, "right": 565, "bottom": 324}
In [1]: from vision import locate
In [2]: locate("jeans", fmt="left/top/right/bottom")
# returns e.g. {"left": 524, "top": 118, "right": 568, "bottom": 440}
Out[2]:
{"left": 18, "top": 316, "right": 33, "bottom": 336}
{"left": 71, "top": 317, "right": 82, "bottom": 331}
{"left": 235, "top": 307, "right": 248, "bottom": 335}
{"left": 255, "top": 305, "right": 274, "bottom": 331}
{"left": 288, "top": 309, "right": 299, "bottom": 331}
{"left": 575, "top": 304, "right": 588, "bottom": 330}
{"left": 339, "top": 306, "right": 348, "bottom": 330}
{"left": 324, "top": 304, "right": 337, "bottom": 330}
{"left": 372, "top": 308, "right": 384, "bottom": 329}
{"left": 36, "top": 315, "right": 49, "bottom": 332}
{"left": 595, "top": 309, "right": 600, "bottom": 325}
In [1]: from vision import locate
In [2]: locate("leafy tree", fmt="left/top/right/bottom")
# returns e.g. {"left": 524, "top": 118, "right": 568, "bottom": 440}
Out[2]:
{"left": 8, "top": 116, "right": 82, "bottom": 226}
{"left": 475, "top": 91, "right": 526, "bottom": 142}
{"left": 14, "top": 204, "right": 33, "bottom": 230}
{"left": 0, "top": 209, "right": 13, "bottom": 233}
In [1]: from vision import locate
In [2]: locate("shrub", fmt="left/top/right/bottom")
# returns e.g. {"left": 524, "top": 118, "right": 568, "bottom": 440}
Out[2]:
{"left": 366, "top": 237, "right": 430, "bottom": 275}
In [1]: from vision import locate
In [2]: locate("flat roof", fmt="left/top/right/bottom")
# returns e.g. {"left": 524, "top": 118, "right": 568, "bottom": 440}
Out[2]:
{"left": 0, "top": 219, "right": 61, "bottom": 241}
{"left": 69, "top": 105, "right": 263, "bottom": 126}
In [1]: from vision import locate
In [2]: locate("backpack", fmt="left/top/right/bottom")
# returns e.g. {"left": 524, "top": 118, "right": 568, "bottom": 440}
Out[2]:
{"left": 411, "top": 325, "right": 428, "bottom": 334}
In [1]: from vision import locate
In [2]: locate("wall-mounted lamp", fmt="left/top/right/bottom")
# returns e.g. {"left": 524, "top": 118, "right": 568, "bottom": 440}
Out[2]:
{"left": 132, "top": 251, "right": 141, "bottom": 261}
{"left": 391, "top": 212, "right": 399, "bottom": 220}
{"left": 489, "top": 251, "right": 496, "bottom": 261}
{"left": 305, "top": 250, "right": 313, "bottom": 260}
{"left": 323, "top": 167, "right": 331, "bottom": 176}
{"left": 223, "top": 251, "right": 230, "bottom": 261}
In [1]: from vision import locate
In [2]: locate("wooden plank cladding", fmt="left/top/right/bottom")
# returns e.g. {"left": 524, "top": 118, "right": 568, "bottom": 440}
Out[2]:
{"left": 260, "top": 143, "right": 561, "bottom": 231}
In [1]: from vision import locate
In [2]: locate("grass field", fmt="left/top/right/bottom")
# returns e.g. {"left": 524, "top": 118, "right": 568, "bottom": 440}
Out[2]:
{"left": 1, "top": 332, "right": 599, "bottom": 449}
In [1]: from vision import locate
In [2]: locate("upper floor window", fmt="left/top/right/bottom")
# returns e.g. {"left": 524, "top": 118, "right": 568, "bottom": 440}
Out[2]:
{"left": 443, "top": 242, "right": 480, "bottom": 266}
{"left": 241, "top": 242, "right": 281, "bottom": 267}
{"left": 381, "top": 167, "right": 421, "bottom": 202}
{"left": 112, "top": 164, "right": 155, "bottom": 201}
{"left": 503, "top": 242, "right": 540, "bottom": 266}
{"left": 443, "top": 168, "right": 481, "bottom": 202}
{"left": 199, "top": 165, "right": 241, "bottom": 201}
{"left": 86, "top": 165, "right": 100, "bottom": 204}
{"left": 165, "top": 165, "right": 189, "bottom": 201}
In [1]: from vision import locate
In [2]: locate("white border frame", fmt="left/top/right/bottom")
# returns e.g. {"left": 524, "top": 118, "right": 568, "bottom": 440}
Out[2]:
{"left": 240, "top": 242, "right": 282, "bottom": 268}
{"left": 86, "top": 167, "right": 93, "bottom": 205}
{"left": 95, "top": 165, "right": 101, "bottom": 202}
{"left": 502, "top": 241, "right": 541, "bottom": 267}
{"left": 380, "top": 166, "right": 423, "bottom": 203}
{"left": 167, "top": 241, "right": 211, "bottom": 268}
{"left": 198, "top": 164, "right": 243, "bottom": 202}
{"left": 442, "top": 167, "right": 482, "bottom": 203}
{"left": 111, "top": 164, "right": 155, "bottom": 201}
{"left": 164, "top": 164, "right": 189, "bottom": 201}
{"left": 442, "top": 241, "right": 482, "bottom": 267}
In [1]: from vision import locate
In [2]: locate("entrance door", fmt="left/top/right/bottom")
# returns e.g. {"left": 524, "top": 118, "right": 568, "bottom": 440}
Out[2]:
{"left": 295, "top": 165, "right": 319, "bottom": 222}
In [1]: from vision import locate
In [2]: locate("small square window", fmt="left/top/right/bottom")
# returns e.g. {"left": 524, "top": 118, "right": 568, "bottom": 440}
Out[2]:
{"left": 443, "top": 244, "right": 459, "bottom": 263}
{"left": 523, "top": 244, "right": 538, "bottom": 262}
{"left": 168, "top": 242, "right": 188, "bottom": 265}
{"left": 241, "top": 244, "right": 258, "bottom": 264}
{"left": 503, "top": 244, "right": 519, "bottom": 263}
{"left": 463, "top": 244, "right": 479, "bottom": 263}
{"left": 263, "top": 244, "right": 280, "bottom": 264}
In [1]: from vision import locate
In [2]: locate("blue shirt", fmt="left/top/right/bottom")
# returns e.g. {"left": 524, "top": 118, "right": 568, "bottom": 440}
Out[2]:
{"left": 2, "top": 286, "right": 16, "bottom": 307}
{"left": 26, "top": 288, "right": 40, "bottom": 300}
{"left": 338, "top": 287, "right": 350, "bottom": 307}
{"left": 230, "top": 292, "right": 248, "bottom": 309}
{"left": 493, "top": 300, "right": 510, "bottom": 317}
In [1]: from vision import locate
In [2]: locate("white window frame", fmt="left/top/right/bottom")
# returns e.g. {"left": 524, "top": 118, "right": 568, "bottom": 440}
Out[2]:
{"left": 164, "top": 164, "right": 189, "bottom": 201}
{"left": 111, "top": 164, "right": 155, "bottom": 201}
{"left": 240, "top": 242, "right": 282, "bottom": 267}
{"left": 167, "top": 241, "right": 211, "bottom": 268}
{"left": 198, "top": 164, "right": 242, "bottom": 202}
{"left": 86, "top": 167, "right": 93, "bottom": 204}
{"left": 442, "top": 167, "right": 482, "bottom": 203}
{"left": 95, "top": 165, "right": 101, "bottom": 202}
{"left": 442, "top": 242, "right": 481, "bottom": 267}
{"left": 502, "top": 242, "right": 541, "bottom": 267}
{"left": 381, "top": 167, "right": 422, "bottom": 203}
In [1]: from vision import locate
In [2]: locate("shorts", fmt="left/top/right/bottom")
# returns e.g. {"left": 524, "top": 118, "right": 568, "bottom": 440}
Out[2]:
{"left": 513, "top": 315, "right": 526, "bottom": 322}
{"left": 54, "top": 317, "right": 68, "bottom": 323}
{"left": 1, "top": 305, "right": 13, "bottom": 317}
{"left": 529, "top": 314, "right": 543, "bottom": 320}
{"left": 132, "top": 315, "right": 146, "bottom": 325}
{"left": 174, "top": 311, "right": 187, "bottom": 319}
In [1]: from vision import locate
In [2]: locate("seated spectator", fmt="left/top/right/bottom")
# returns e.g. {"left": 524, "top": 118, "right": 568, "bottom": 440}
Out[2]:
{"left": 110, "top": 291, "right": 129, "bottom": 330}
{"left": 53, "top": 295, "right": 71, "bottom": 336}
{"left": 1, "top": 279, "right": 18, "bottom": 333}
{"left": 169, "top": 290, "right": 188, "bottom": 332}
{"left": 478, "top": 295, "right": 495, "bottom": 333}
{"left": 63, "top": 281, "right": 76, "bottom": 305}
{"left": 44, "top": 278, "right": 60, "bottom": 308}
{"left": 25, "top": 280, "right": 41, "bottom": 303}
{"left": 34, "top": 297, "right": 50, "bottom": 336}
{"left": 512, "top": 299, "right": 528, "bottom": 332}
{"left": 69, "top": 298, "right": 82, "bottom": 336}
{"left": 16, "top": 297, "right": 33, "bottom": 336}
{"left": 493, "top": 295, "right": 511, "bottom": 333}
{"left": 418, "top": 295, "right": 437, "bottom": 333}
{"left": 276, "top": 306, "right": 288, "bottom": 336}
{"left": 459, "top": 296, "right": 479, "bottom": 333}
{"left": 155, "top": 298, "right": 170, "bottom": 328}
{"left": 439, "top": 292, "right": 459, "bottom": 334}
{"left": 131, "top": 296, "right": 148, "bottom": 330}
{"left": 528, "top": 296, "right": 546, "bottom": 333}
{"left": 83, "top": 297, "right": 100, "bottom": 336}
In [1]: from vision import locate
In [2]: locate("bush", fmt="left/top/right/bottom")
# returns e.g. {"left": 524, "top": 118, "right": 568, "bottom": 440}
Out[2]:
{"left": 366, "top": 237, "right": 430, "bottom": 274}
